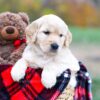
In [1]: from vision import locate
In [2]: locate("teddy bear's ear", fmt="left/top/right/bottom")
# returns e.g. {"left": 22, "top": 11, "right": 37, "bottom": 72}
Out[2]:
{"left": 18, "top": 12, "right": 29, "bottom": 25}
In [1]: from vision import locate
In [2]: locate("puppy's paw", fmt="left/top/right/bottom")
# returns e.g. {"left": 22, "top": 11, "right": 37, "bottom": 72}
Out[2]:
{"left": 11, "top": 65, "right": 25, "bottom": 82}
{"left": 11, "top": 58, "right": 28, "bottom": 82}
{"left": 41, "top": 72, "right": 57, "bottom": 89}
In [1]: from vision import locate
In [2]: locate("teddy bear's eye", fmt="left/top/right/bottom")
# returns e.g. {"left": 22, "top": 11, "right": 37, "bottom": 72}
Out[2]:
{"left": 59, "top": 34, "right": 63, "bottom": 37}
{"left": 43, "top": 31, "right": 50, "bottom": 35}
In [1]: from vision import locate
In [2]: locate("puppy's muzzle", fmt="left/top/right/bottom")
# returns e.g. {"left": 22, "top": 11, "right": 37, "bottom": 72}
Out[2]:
{"left": 51, "top": 43, "right": 59, "bottom": 51}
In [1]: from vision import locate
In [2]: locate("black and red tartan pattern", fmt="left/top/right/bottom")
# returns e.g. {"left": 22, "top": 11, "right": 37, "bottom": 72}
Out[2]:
{"left": 0, "top": 62, "right": 92, "bottom": 100}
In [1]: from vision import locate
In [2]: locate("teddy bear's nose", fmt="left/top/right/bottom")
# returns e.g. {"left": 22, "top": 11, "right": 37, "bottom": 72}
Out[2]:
{"left": 6, "top": 27, "right": 15, "bottom": 34}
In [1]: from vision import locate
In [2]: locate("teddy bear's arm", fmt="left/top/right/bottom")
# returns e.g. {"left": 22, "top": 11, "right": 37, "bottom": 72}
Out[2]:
{"left": 9, "top": 43, "right": 26, "bottom": 64}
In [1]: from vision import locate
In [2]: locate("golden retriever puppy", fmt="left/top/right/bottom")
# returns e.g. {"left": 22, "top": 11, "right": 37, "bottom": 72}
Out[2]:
{"left": 11, "top": 14, "right": 80, "bottom": 88}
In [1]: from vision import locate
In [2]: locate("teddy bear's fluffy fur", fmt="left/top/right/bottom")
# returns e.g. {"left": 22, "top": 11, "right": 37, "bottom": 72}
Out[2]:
{"left": 0, "top": 12, "right": 29, "bottom": 65}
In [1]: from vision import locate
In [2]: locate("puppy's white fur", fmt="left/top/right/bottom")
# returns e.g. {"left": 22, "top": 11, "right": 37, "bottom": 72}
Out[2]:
{"left": 11, "top": 14, "right": 80, "bottom": 88}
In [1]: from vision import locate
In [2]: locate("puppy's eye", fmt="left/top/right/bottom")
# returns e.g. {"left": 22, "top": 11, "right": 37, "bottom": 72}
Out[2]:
{"left": 59, "top": 34, "right": 63, "bottom": 37}
{"left": 43, "top": 31, "right": 50, "bottom": 35}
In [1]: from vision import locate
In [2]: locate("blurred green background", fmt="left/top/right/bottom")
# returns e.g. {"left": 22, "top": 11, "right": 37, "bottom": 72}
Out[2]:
{"left": 0, "top": 0, "right": 100, "bottom": 99}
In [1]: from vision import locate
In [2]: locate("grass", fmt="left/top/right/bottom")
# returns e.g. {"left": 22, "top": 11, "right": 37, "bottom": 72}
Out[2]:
{"left": 69, "top": 26, "right": 100, "bottom": 44}
{"left": 92, "top": 78, "right": 100, "bottom": 100}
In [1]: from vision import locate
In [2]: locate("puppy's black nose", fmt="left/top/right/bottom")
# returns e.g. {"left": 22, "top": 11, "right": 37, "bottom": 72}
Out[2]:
{"left": 51, "top": 43, "right": 59, "bottom": 50}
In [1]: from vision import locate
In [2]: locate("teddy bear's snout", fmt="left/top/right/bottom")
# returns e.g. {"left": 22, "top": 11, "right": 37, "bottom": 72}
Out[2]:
{"left": 1, "top": 26, "right": 19, "bottom": 40}
{"left": 6, "top": 26, "right": 15, "bottom": 34}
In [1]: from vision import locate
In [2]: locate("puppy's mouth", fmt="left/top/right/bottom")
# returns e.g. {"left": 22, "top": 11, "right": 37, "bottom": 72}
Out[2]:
{"left": 50, "top": 48, "right": 58, "bottom": 54}
{"left": 50, "top": 49, "right": 58, "bottom": 53}
{"left": 49, "top": 50, "right": 58, "bottom": 56}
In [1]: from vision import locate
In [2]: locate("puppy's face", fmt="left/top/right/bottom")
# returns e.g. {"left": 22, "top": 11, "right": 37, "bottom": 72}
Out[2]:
{"left": 26, "top": 14, "right": 72, "bottom": 55}
{"left": 36, "top": 24, "right": 66, "bottom": 55}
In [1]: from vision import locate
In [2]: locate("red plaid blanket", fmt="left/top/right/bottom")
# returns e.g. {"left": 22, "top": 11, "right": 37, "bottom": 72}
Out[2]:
{"left": 0, "top": 62, "right": 92, "bottom": 100}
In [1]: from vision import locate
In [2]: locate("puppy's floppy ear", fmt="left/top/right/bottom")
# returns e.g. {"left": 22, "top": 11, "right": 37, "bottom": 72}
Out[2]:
{"left": 64, "top": 30, "right": 72, "bottom": 47}
{"left": 25, "top": 21, "right": 38, "bottom": 44}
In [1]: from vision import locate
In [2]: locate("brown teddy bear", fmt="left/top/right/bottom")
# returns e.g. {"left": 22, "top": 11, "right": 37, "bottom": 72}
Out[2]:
{"left": 0, "top": 12, "right": 29, "bottom": 65}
